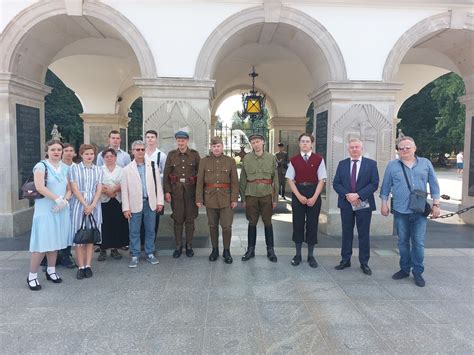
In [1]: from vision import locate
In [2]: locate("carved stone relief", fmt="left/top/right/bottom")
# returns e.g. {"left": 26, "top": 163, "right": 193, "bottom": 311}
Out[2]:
{"left": 144, "top": 100, "right": 208, "bottom": 155}
{"left": 331, "top": 104, "right": 392, "bottom": 180}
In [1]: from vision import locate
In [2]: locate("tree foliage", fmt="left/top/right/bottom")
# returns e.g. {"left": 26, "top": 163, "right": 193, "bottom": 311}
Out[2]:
{"left": 398, "top": 72, "right": 465, "bottom": 157}
{"left": 128, "top": 97, "right": 143, "bottom": 144}
{"left": 44, "top": 69, "right": 84, "bottom": 149}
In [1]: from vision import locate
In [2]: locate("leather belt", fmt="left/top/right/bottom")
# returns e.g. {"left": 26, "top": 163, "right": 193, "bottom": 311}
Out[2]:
{"left": 297, "top": 182, "right": 316, "bottom": 186}
{"left": 248, "top": 179, "right": 272, "bottom": 185}
{"left": 205, "top": 183, "right": 231, "bottom": 188}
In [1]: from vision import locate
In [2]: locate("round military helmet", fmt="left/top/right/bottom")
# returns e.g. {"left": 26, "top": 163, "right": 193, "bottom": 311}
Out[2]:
{"left": 248, "top": 133, "right": 265, "bottom": 142}
{"left": 175, "top": 131, "right": 189, "bottom": 139}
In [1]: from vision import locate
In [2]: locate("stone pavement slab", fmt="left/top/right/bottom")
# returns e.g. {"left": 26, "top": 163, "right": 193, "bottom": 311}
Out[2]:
{"left": 1, "top": 252, "right": 472, "bottom": 354}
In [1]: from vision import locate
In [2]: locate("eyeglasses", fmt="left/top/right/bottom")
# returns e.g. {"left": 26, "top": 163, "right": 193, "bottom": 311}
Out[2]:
{"left": 133, "top": 148, "right": 145, "bottom": 151}
{"left": 398, "top": 146, "right": 412, "bottom": 151}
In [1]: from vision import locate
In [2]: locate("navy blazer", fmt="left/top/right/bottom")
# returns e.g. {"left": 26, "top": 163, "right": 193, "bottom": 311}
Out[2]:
{"left": 332, "top": 157, "right": 379, "bottom": 211}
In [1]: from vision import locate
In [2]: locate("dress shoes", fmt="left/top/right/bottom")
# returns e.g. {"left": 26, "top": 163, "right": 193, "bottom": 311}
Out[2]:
{"left": 360, "top": 264, "right": 372, "bottom": 275}
{"left": 241, "top": 247, "right": 255, "bottom": 261}
{"left": 413, "top": 273, "right": 425, "bottom": 287}
{"left": 291, "top": 255, "right": 302, "bottom": 266}
{"left": 307, "top": 256, "right": 318, "bottom": 268}
{"left": 185, "top": 245, "right": 194, "bottom": 257}
{"left": 209, "top": 248, "right": 219, "bottom": 261}
{"left": 27, "top": 277, "right": 41, "bottom": 291}
{"left": 45, "top": 272, "right": 62, "bottom": 283}
{"left": 267, "top": 248, "right": 278, "bottom": 262}
{"left": 223, "top": 249, "right": 233, "bottom": 264}
{"left": 334, "top": 261, "right": 351, "bottom": 270}
{"left": 76, "top": 268, "right": 85, "bottom": 280}
{"left": 172, "top": 247, "right": 182, "bottom": 258}
{"left": 84, "top": 267, "right": 93, "bottom": 278}
{"left": 392, "top": 270, "right": 410, "bottom": 280}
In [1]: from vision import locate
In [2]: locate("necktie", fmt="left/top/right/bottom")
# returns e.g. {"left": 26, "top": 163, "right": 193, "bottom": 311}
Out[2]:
{"left": 304, "top": 154, "right": 309, "bottom": 163}
{"left": 351, "top": 160, "right": 358, "bottom": 192}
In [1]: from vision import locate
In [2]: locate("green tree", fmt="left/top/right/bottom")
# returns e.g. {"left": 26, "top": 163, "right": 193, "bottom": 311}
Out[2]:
{"left": 128, "top": 97, "right": 143, "bottom": 144}
{"left": 44, "top": 69, "right": 84, "bottom": 149}
{"left": 431, "top": 72, "right": 465, "bottom": 153}
{"left": 306, "top": 102, "right": 314, "bottom": 133}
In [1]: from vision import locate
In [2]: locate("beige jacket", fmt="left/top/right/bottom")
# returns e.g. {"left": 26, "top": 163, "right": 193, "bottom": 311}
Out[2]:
{"left": 121, "top": 160, "right": 164, "bottom": 213}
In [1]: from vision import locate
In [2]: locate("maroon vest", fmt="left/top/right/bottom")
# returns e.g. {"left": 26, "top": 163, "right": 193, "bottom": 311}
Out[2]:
{"left": 290, "top": 153, "right": 323, "bottom": 184}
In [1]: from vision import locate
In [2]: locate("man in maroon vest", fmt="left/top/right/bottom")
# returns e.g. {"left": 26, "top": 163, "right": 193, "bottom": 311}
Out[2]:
{"left": 286, "top": 133, "right": 327, "bottom": 267}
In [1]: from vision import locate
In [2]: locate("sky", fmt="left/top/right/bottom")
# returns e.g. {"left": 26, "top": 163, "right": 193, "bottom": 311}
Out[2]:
{"left": 215, "top": 95, "right": 242, "bottom": 126}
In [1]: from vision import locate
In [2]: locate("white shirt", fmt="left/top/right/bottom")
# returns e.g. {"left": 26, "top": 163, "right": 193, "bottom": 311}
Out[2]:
{"left": 100, "top": 165, "right": 123, "bottom": 203}
{"left": 457, "top": 153, "right": 463, "bottom": 163}
{"left": 285, "top": 151, "right": 327, "bottom": 181}
{"left": 145, "top": 147, "right": 167, "bottom": 179}
{"left": 350, "top": 156, "right": 363, "bottom": 181}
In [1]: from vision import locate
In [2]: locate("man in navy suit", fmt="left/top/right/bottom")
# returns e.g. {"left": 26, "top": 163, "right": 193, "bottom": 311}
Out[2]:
{"left": 333, "top": 138, "right": 379, "bottom": 275}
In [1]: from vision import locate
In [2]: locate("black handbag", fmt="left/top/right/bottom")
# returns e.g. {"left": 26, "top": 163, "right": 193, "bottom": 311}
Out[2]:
{"left": 399, "top": 161, "right": 432, "bottom": 217}
{"left": 21, "top": 161, "right": 48, "bottom": 200}
{"left": 73, "top": 214, "right": 102, "bottom": 244}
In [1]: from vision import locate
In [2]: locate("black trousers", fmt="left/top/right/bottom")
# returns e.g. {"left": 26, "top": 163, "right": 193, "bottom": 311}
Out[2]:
{"left": 340, "top": 208, "right": 372, "bottom": 265}
{"left": 292, "top": 185, "right": 322, "bottom": 244}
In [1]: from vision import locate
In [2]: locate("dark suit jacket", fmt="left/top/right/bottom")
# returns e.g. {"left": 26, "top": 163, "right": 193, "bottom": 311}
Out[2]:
{"left": 333, "top": 157, "right": 379, "bottom": 211}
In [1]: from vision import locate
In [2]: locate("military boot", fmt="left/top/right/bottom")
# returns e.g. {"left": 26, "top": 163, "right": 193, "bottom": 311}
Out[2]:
{"left": 223, "top": 249, "right": 233, "bottom": 264}
{"left": 209, "top": 248, "right": 219, "bottom": 261}
{"left": 242, "top": 225, "right": 257, "bottom": 261}
{"left": 173, "top": 224, "right": 183, "bottom": 258}
{"left": 265, "top": 225, "right": 278, "bottom": 262}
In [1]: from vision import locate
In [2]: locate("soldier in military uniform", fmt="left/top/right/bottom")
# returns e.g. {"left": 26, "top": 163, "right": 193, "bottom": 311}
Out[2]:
{"left": 275, "top": 142, "right": 289, "bottom": 200}
{"left": 196, "top": 137, "right": 239, "bottom": 264}
{"left": 240, "top": 133, "right": 279, "bottom": 262}
{"left": 163, "top": 131, "right": 201, "bottom": 258}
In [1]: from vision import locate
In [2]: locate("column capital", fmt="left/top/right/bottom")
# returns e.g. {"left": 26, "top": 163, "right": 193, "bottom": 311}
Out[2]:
{"left": 309, "top": 81, "right": 403, "bottom": 107}
{"left": 80, "top": 113, "right": 129, "bottom": 126}
{"left": 0, "top": 73, "right": 51, "bottom": 102}
{"left": 134, "top": 77, "right": 215, "bottom": 101}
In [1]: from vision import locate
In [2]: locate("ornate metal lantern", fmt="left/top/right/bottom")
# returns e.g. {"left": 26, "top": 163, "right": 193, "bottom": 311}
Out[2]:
{"left": 238, "top": 67, "right": 266, "bottom": 123}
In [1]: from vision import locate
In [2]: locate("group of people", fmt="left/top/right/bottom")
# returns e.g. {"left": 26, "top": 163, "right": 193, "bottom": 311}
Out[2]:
{"left": 27, "top": 128, "right": 440, "bottom": 291}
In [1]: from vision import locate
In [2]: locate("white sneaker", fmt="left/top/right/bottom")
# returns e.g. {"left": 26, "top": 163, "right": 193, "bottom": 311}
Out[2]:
{"left": 146, "top": 254, "right": 159, "bottom": 265}
{"left": 128, "top": 256, "right": 139, "bottom": 268}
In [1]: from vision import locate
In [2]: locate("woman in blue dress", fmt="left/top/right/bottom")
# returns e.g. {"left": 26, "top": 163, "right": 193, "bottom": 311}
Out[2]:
{"left": 28, "top": 140, "right": 72, "bottom": 291}
{"left": 70, "top": 144, "right": 103, "bottom": 280}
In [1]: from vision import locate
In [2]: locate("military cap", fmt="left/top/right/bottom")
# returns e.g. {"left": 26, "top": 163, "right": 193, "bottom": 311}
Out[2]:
{"left": 210, "top": 136, "right": 223, "bottom": 145}
{"left": 277, "top": 142, "right": 284, "bottom": 147}
{"left": 248, "top": 133, "right": 265, "bottom": 142}
{"left": 175, "top": 131, "right": 189, "bottom": 139}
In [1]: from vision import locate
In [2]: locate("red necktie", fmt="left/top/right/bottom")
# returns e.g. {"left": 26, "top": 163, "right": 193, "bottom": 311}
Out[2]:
{"left": 351, "top": 160, "right": 358, "bottom": 192}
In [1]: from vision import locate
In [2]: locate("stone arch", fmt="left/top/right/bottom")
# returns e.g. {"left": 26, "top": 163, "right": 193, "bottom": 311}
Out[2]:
{"left": 382, "top": 11, "right": 473, "bottom": 82}
{"left": 194, "top": 5, "right": 347, "bottom": 82}
{"left": 0, "top": 0, "right": 157, "bottom": 79}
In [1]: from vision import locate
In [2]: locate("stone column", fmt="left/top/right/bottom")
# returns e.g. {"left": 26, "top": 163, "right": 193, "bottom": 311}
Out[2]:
{"left": 459, "top": 90, "right": 474, "bottom": 225}
{"left": 309, "top": 81, "right": 402, "bottom": 236}
{"left": 267, "top": 116, "right": 307, "bottom": 156}
{"left": 0, "top": 74, "right": 51, "bottom": 237}
{"left": 80, "top": 114, "right": 130, "bottom": 152}
{"left": 135, "top": 78, "right": 215, "bottom": 157}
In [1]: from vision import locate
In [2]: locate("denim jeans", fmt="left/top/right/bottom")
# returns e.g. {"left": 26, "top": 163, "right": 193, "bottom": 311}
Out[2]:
{"left": 129, "top": 200, "right": 156, "bottom": 257}
{"left": 394, "top": 211, "right": 427, "bottom": 275}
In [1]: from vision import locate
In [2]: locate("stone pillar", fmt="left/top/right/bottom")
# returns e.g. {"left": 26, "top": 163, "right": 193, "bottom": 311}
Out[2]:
{"left": 459, "top": 91, "right": 474, "bottom": 225}
{"left": 268, "top": 116, "right": 307, "bottom": 156}
{"left": 0, "top": 74, "right": 51, "bottom": 237}
{"left": 135, "top": 78, "right": 215, "bottom": 157}
{"left": 309, "top": 81, "right": 402, "bottom": 236}
{"left": 80, "top": 114, "right": 130, "bottom": 152}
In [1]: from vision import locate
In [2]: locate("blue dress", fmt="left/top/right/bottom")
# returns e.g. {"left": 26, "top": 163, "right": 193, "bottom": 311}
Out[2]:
{"left": 29, "top": 161, "right": 72, "bottom": 252}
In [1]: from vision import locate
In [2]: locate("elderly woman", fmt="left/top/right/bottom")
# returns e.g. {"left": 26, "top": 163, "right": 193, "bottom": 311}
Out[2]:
{"left": 27, "top": 140, "right": 72, "bottom": 291}
{"left": 98, "top": 148, "right": 129, "bottom": 261}
{"left": 69, "top": 144, "right": 103, "bottom": 280}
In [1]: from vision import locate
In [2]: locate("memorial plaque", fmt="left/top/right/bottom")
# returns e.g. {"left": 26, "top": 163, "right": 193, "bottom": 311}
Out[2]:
{"left": 16, "top": 104, "right": 41, "bottom": 199}
{"left": 469, "top": 116, "right": 474, "bottom": 197}
{"left": 315, "top": 110, "right": 328, "bottom": 162}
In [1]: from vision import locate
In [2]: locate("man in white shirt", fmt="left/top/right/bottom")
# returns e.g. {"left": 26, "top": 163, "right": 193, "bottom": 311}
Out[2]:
{"left": 456, "top": 151, "right": 463, "bottom": 177}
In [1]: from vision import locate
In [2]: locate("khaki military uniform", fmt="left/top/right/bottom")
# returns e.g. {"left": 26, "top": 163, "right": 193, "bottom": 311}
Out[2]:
{"left": 275, "top": 151, "right": 288, "bottom": 197}
{"left": 196, "top": 154, "right": 239, "bottom": 249}
{"left": 239, "top": 152, "right": 279, "bottom": 226}
{"left": 163, "top": 148, "right": 201, "bottom": 246}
